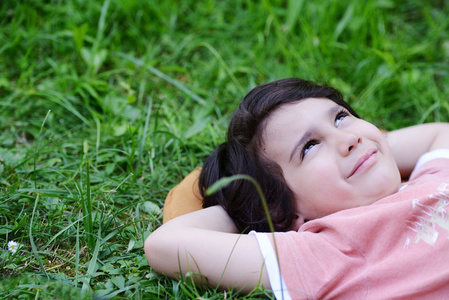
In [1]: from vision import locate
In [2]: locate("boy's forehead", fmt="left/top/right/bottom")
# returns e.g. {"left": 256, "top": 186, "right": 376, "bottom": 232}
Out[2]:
{"left": 263, "top": 98, "right": 347, "bottom": 137}
{"left": 264, "top": 100, "right": 323, "bottom": 135}
{"left": 276, "top": 97, "right": 340, "bottom": 114}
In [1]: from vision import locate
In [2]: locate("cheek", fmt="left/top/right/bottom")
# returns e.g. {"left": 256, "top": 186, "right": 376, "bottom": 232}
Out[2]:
{"left": 361, "top": 122, "right": 386, "bottom": 143}
{"left": 287, "top": 160, "right": 341, "bottom": 199}
{"left": 307, "top": 159, "right": 340, "bottom": 183}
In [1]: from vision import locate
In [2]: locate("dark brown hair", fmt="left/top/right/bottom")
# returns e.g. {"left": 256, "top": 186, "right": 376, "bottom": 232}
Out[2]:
{"left": 199, "top": 78, "right": 359, "bottom": 233}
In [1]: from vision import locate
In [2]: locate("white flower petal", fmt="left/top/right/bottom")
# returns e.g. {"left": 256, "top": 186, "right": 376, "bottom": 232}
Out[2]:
{"left": 8, "top": 240, "right": 18, "bottom": 254}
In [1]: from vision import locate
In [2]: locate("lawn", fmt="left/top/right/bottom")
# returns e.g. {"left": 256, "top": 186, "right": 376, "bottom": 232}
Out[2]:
{"left": 1, "top": 0, "right": 449, "bottom": 298}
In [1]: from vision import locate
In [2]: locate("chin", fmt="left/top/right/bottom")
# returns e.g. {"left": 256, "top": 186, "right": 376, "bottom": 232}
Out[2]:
{"left": 381, "top": 181, "right": 401, "bottom": 198}
{"left": 381, "top": 169, "right": 402, "bottom": 195}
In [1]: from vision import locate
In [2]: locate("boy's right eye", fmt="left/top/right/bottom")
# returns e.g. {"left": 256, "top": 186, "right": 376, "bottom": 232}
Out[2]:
{"left": 301, "top": 140, "right": 318, "bottom": 159}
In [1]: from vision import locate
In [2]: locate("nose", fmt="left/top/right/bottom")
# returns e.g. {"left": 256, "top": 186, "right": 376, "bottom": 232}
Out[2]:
{"left": 336, "top": 130, "right": 361, "bottom": 156}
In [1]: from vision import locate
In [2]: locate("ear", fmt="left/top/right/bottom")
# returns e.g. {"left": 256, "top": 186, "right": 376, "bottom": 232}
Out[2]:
{"left": 292, "top": 214, "right": 306, "bottom": 231}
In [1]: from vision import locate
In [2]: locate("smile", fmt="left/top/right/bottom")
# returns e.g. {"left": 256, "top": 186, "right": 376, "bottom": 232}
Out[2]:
{"left": 347, "top": 149, "right": 378, "bottom": 178}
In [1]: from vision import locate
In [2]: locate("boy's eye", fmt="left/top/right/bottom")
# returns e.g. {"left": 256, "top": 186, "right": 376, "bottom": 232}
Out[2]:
{"left": 335, "top": 109, "right": 349, "bottom": 126}
{"left": 301, "top": 140, "right": 318, "bottom": 158}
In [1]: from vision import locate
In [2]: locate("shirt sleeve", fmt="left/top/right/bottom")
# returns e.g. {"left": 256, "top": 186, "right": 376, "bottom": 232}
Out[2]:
{"left": 414, "top": 148, "right": 449, "bottom": 170}
{"left": 410, "top": 148, "right": 449, "bottom": 180}
{"left": 249, "top": 231, "right": 292, "bottom": 300}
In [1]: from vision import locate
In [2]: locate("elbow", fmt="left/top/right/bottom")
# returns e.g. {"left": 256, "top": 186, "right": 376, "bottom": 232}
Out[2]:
{"left": 144, "top": 232, "right": 157, "bottom": 269}
{"left": 144, "top": 230, "right": 166, "bottom": 273}
{"left": 144, "top": 227, "right": 181, "bottom": 278}
{"left": 144, "top": 233, "right": 157, "bottom": 269}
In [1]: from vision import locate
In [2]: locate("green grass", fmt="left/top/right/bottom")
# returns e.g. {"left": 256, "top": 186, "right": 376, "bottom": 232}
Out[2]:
{"left": 1, "top": 0, "right": 449, "bottom": 298}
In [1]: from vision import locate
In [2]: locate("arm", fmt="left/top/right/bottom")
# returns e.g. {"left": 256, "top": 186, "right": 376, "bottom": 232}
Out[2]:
{"left": 145, "top": 206, "right": 270, "bottom": 293}
{"left": 386, "top": 123, "right": 449, "bottom": 178}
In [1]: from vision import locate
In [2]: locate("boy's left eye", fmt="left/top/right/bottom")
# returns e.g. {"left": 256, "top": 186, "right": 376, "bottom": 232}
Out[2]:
{"left": 335, "top": 110, "right": 349, "bottom": 126}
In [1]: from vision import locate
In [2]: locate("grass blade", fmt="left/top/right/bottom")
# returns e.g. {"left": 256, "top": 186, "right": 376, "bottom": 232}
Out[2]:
{"left": 84, "top": 160, "right": 94, "bottom": 251}
{"left": 115, "top": 52, "right": 206, "bottom": 105}
{"left": 29, "top": 193, "right": 48, "bottom": 278}
{"left": 81, "top": 229, "right": 101, "bottom": 294}
{"left": 33, "top": 110, "right": 51, "bottom": 188}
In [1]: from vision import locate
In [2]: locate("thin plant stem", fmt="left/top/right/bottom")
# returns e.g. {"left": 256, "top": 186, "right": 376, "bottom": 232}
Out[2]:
{"left": 206, "top": 174, "right": 284, "bottom": 295}
{"left": 29, "top": 193, "right": 48, "bottom": 278}
{"left": 33, "top": 110, "right": 51, "bottom": 188}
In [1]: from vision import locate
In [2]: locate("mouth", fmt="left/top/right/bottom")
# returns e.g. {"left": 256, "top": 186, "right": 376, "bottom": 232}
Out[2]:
{"left": 347, "top": 149, "right": 378, "bottom": 178}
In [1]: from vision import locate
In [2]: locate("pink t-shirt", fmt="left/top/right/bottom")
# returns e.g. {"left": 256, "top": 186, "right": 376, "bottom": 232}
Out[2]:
{"left": 253, "top": 149, "right": 449, "bottom": 299}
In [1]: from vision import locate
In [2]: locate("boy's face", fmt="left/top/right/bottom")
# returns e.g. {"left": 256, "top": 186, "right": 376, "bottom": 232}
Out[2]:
{"left": 263, "top": 98, "right": 401, "bottom": 222}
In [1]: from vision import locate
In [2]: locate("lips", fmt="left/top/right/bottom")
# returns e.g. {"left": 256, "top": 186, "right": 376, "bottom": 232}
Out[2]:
{"left": 347, "top": 149, "right": 378, "bottom": 178}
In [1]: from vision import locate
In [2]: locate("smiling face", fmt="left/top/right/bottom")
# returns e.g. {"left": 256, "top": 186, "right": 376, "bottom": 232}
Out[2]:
{"left": 263, "top": 98, "right": 401, "bottom": 222}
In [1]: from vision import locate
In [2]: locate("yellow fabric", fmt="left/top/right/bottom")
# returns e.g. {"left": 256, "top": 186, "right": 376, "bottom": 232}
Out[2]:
{"left": 162, "top": 167, "right": 203, "bottom": 223}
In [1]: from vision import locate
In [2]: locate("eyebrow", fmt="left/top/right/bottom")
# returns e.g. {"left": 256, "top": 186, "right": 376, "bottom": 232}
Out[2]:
{"left": 288, "top": 104, "right": 342, "bottom": 162}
